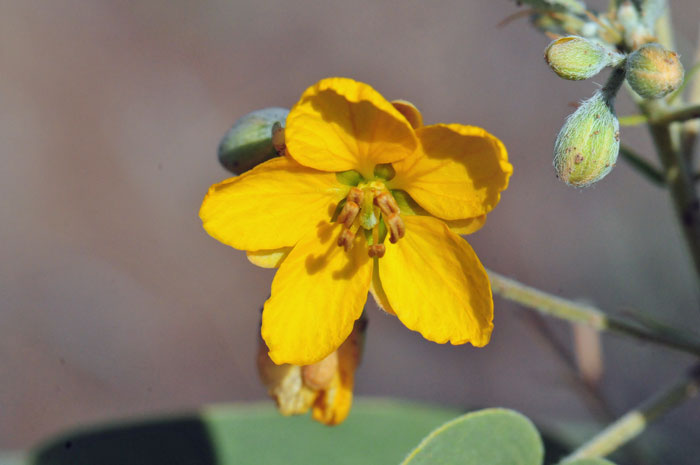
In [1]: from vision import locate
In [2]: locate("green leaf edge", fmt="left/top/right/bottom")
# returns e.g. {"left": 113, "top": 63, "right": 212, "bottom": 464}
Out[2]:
{"left": 399, "top": 408, "right": 544, "bottom": 465}
{"left": 562, "top": 459, "right": 618, "bottom": 465}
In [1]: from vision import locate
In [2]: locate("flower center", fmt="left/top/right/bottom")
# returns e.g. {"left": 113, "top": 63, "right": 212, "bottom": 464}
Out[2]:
{"left": 335, "top": 181, "right": 405, "bottom": 257}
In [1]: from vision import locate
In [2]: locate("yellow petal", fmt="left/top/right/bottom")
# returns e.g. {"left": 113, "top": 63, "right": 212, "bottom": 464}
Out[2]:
{"left": 286, "top": 77, "right": 418, "bottom": 178}
{"left": 311, "top": 318, "right": 363, "bottom": 425}
{"left": 262, "top": 221, "right": 372, "bottom": 365}
{"left": 312, "top": 370, "right": 351, "bottom": 426}
{"left": 378, "top": 215, "right": 493, "bottom": 347}
{"left": 444, "top": 215, "right": 487, "bottom": 235}
{"left": 256, "top": 344, "right": 317, "bottom": 416}
{"left": 200, "top": 157, "right": 347, "bottom": 251}
{"left": 247, "top": 247, "right": 292, "bottom": 268}
{"left": 391, "top": 190, "right": 485, "bottom": 237}
{"left": 369, "top": 258, "right": 395, "bottom": 315}
{"left": 388, "top": 124, "right": 512, "bottom": 220}
{"left": 391, "top": 99, "right": 424, "bottom": 129}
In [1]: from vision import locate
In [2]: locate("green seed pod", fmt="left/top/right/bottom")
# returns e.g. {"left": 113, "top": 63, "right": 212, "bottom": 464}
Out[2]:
{"left": 626, "top": 43, "right": 684, "bottom": 99}
{"left": 554, "top": 91, "right": 620, "bottom": 187}
{"left": 545, "top": 36, "right": 623, "bottom": 80}
{"left": 217, "top": 107, "right": 289, "bottom": 175}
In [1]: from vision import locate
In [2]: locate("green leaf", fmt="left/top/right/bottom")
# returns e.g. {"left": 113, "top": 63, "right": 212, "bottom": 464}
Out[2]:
{"left": 0, "top": 452, "right": 27, "bottom": 465}
{"left": 27, "top": 399, "right": 460, "bottom": 465}
{"left": 400, "top": 408, "right": 543, "bottom": 465}
{"left": 562, "top": 459, "right": 618, "bottom": 465}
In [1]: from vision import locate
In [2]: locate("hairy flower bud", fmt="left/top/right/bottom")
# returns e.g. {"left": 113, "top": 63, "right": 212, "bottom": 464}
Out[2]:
{"left": 554, "top": 91, "right": 620, "bottom": 187}
{"left": 545, "top": 36, "right": 624, "bottom": 80}
{"left": 626, "top": 43, "right": 684, "bottom": 99}
{"left": 218, "top": 107, "right": 289, "bottom": 175}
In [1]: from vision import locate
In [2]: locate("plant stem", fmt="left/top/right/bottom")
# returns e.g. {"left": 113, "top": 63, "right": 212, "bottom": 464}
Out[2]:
{"left": 681, "top": 24, "right": 700, "bottom": 161}
{"left": 602, "top": 66, "right": 627, "bottom": 104}
{"left": 634, "top": 8, "right": 700, "bottom": 289}
{"left": 560, "top": 363, "right": 700, "bottom": 462}
{"left": 618, "top": 114, "right": 648, "bottom": 126}
{"left": 619, "top": 144, "right": 665, "bottom": 186}
{"left": 652, "top": 104, "right": 700, "bottom": 125}
{"left": 487, "top": 270, "right": 700, "bottom": 357}
{"left": 522, "top": 313, "right": 653, "bottom": 464}
{"left": 640, "top": 99, "right": 700, "bottom": 290}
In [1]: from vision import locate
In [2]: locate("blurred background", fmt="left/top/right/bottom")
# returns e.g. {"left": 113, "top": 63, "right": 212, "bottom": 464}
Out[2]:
{"left": 1, "top": 0, "right": 699, "bottom": 461}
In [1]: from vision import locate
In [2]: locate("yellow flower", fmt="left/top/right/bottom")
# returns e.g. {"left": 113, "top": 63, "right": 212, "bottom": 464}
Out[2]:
{"left": 200, "top": 77, "right": 512, "bottom": 366}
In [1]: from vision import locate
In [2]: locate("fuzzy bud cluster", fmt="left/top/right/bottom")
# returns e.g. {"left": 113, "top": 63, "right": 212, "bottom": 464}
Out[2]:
{"left": 520, "top": 0, "right": 686, "bottom": 188}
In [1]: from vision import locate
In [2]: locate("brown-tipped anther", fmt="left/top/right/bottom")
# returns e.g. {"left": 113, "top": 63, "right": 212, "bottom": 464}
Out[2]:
{"left": 374, "top": 191, "right": 399, "bottom": 215}
{"left": 347, "top": 187, "right": 364, "bottom": 205}
{"left": 271, "top": 122, "right": 288, "bottom": 157}
{"left": 386, "top": 214, "right": 405, "bottom": 244}
{"left": 301, "top": 351, "right": 338, "bottom": 390}
{"left": 337, "top": 229, "right": 355, "bottom": 251}
{"left": 368, "top": 244, "right": 386, "bottom": 258}
{"left": 336, "top": 201, "right": 359, "bottom": 228}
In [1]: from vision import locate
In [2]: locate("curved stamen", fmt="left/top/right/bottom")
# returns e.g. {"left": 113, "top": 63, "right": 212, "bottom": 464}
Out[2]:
{"left": 337, "top": 201, "right": 359, "bottom": 228}
{"left": 337, "top": 228, "right": 355, "bottom": 251}
{"left": 374, "top": 191, "right": 399, "bottom": 215}
{"left": 347, "top": 187, "right": 364, "bottom": 205}
{"left": 385, "top": 213, "right": 405, "bottom": 244}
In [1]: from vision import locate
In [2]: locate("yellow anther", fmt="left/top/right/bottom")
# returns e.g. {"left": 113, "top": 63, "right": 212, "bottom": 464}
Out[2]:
{"left": 368, "top": 244, "right": 386, "bottom": 258}
{"left": 336, "top": 201, "right": 360, "bottom": 228}
{"left": 374, "top": 191, "right": 399, "bottom": 216}
{"left": 386, "top": 213, "right": 405, "bottom": 244}
{"left": 347, "top": 187, "right": 364, "bottom": 205}
{"left": 337, "top": 228, "right": 355, "bottom": 251}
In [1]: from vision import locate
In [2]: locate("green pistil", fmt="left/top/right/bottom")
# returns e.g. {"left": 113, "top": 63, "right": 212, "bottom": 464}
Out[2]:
{"left": 359, "top": 189, "right": 377, "bottom": 229}
{"left": 336, "top": 170, "right": 363, "bottom": 186}
{"left": 377, "top": 218, "right": 388, "bottom": 244}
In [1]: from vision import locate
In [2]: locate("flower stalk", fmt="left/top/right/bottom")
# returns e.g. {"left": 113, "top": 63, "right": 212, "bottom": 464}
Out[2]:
{"left": 487, "top": 270, "right": 700, "bottom": 357}
{"left": 560, "top": 363, "right": 700, "bottom": 462}
{"left": 651, "top": 103, "right": 700, "bottom": 125}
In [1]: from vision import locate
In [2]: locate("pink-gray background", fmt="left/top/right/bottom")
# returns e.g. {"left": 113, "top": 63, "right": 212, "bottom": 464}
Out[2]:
{"left": 2, "top": 0, "right": 699, "bottom": 461}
